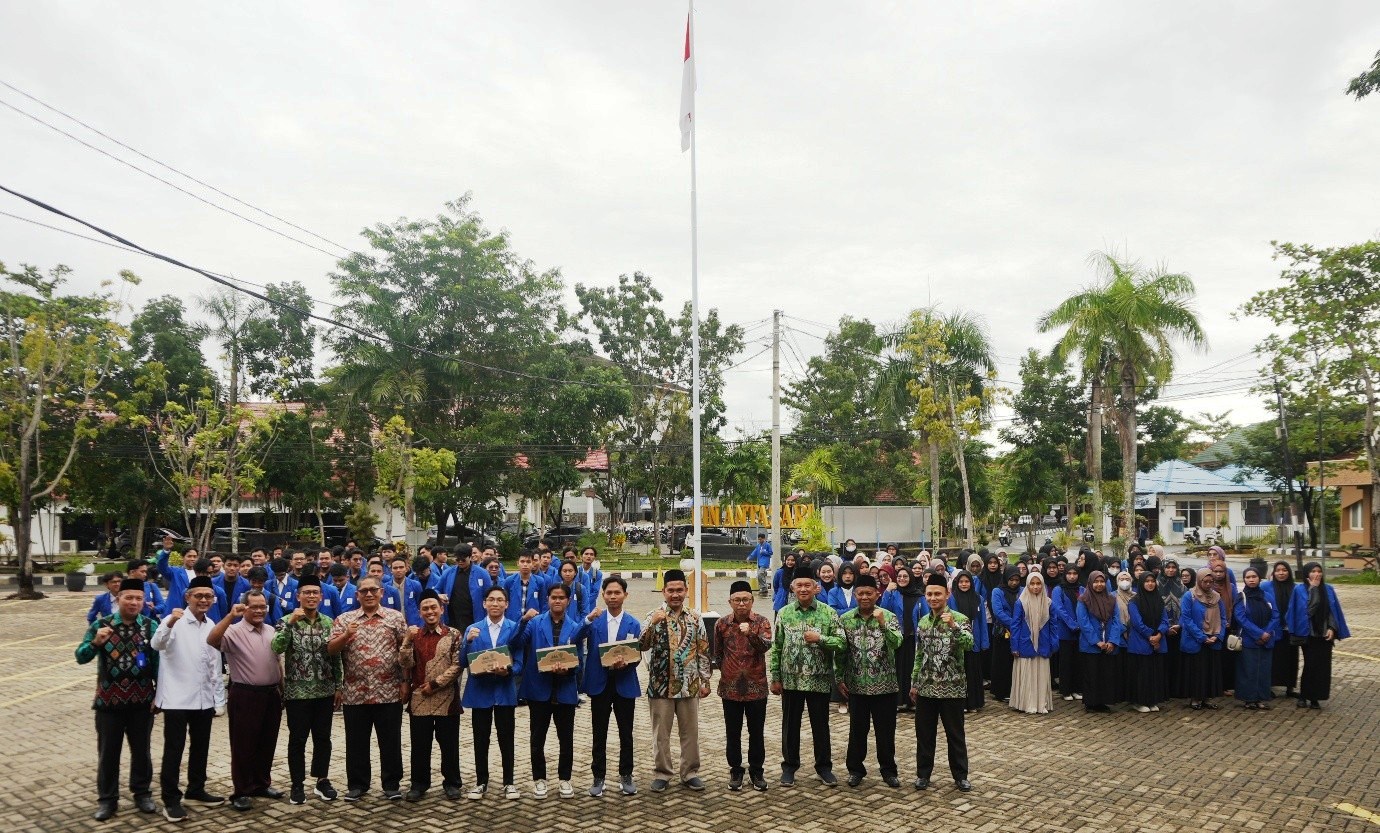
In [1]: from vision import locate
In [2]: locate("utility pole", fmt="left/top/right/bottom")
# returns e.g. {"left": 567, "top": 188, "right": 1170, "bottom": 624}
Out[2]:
{"left": 770, "top": 310, "right": 782, "bottom": 578}
{"left": 1274, "top": 380, "right": 1301, "bottom": 573}
{"left": 1316, "top": 348, "right": 1327, "bottom": 581}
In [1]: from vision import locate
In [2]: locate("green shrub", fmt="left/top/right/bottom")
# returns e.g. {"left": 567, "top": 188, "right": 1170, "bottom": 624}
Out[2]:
{"left": 345, "top": 502, "right": 380, "bottom": 546}
{"left": 59, "top": 555, "right": 88, "bottom": 573}
{"left": 576, "top": 531, "right": 605, "bottom": 556}
{"left": 497, "top": 532, "right": 522, "bottom": 561}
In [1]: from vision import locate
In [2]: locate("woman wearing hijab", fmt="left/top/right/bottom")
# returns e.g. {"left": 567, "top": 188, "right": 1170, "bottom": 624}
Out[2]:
{"left": 829, "top": 563, "right": 859, "bottom": 615}
{"left": 1180, "top": 568, "right": 1227, "bottom": 710}
{"left": 1008, "top": 573, "right": 1056, "bottom": 715}
{"left": 947, "top": 569, "right": 989, "bottom": 713}
{"left": 1112, "top": 568, "right": 1135, "bottom": 702}
{"left": 1268, "top": 561, "right": 1300, "bottom": 698}
{"left": 977, "top": 553, "right": 1004, "bottom": 684}
{"left": 1075, "top": 549, "right": 1097, "bottom": 587}
{"left": 772, "top": 552, "right": 799, "bottom": 613}
{"left": 1286, "top": 562, "right": 1351, "bottom": 710}
{"left": 1051, "top": 563, "right": 1083, "bottom": 701}
{"left": 988, "top": 566, "right": 1022, "bottom": 703}
{"left": 1233, "top": 566, "right": 1281, "bottom": 709}
{"left": 1075, "top": 571, "right": 1123, "bottom": 713}
{"left": 1126, "top": 572, "right": 1170, "bottom": 712}
{"left": 881, "top": 565, "right": 923, "bottom": 712}
{"left": 1159, "top": 559, "right": 1186, "bottom": 698}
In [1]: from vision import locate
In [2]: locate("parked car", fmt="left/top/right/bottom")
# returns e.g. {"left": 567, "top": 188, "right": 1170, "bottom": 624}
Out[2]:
{"left": 522, "top": 525, "right": 589, "bottom": 550}
{"left": 148, "top": 528, "right": 193, "bottom": 550}
{"left": 671, "top": 525, "right": 737, "bottom": 551}
{"left": 210, "top": 527, "right": 266, "bottom": 550}
{"left": 426, "top": 524, "right": 497, "bottom": 549}
{"left": 319, "top": 525, "right": 386, "bottom": 551}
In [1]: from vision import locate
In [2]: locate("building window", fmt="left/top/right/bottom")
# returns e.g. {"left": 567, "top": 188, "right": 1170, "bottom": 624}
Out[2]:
{"left": 1349, "top": 502, "right": 1365, "bottom": 531}
{"left": 1243, "top": 499, "right": 1276, "bottom": 525}
{"left": 1178, "top": 500, "right": 1231, "bottom": 528}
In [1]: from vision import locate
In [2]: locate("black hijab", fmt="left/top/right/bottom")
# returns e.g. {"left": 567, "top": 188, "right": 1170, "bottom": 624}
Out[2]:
{"left": 951, "top": 570, "right": 981, "bottom": 622}
{"left": 1161, "top": 559, "right": 1187, "bottom": 599}
{"left": 1076, "top": 549, "right": 1097, "bottom": 586}
{"left": 1132, "top": 571, "right": 1165, "bottom": 628}
{"left": 837, "top": 563, "right": 857, "bottom": 588}
{"left": 980, "top": 554, "right": 1004, "bottom": 594}
{"left": 1000, "top": 566, "right": 1022, "bottom": 609}
{"left": 1241, "top": 567, "right": 1272, "bottom": 629}
{"left": 1269, "top": 561, "right": 1294, "bottom": 620}
{"left": 893, "top": 565, "right": 923, "bottom": 634}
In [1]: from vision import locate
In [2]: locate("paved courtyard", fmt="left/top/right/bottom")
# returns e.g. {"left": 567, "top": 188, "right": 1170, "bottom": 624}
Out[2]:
{"left": 4, "top": 577, "right": 1380, "bottom": 833}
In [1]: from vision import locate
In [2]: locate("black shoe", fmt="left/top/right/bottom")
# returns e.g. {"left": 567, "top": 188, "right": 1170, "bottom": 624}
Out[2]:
{"left": 1296, "top": 699, "right": 1308, "bottom": 709}
{"left": 94, "top": 802, "right": 116, "bottom": 822}
{"left": 780, "top": 770, "right": 796, "bottom": 787}
{"left": 955, "top": 779, "right": 973, "bottom": 792}
{"left": 314, "top": 780, "right": 338, "bottom": 801}
{"left": 1310, "top": 700, "right": 1322, "bottom": 710}
{"left": 253, "top": 787, "right": 284, "bottom": 800}
{"left": 383, "top": 789, "right": 403, "bottom": 800}
{"left": 683, "top": 777, "right": 705, "bottom": 791}
{"left": 847, "top": 773, "right": 863, "bottom": 788}
{"left": 231, "top": 796, "right": 252, "bottom": 811}
{"left": 727, "top": 772, "right": 743, "bottom": 791}
{"left": 183, "top": 790, "right": 225, "bottom": 806}
{"left": 405, "top": 789, "right": 425, "bottom": 802}
{"left": 750, "top": 774, "right": 768, "bottom": 792}
{"left": 289, "top": 786, "right": 306, "bottom": 805}
{"left": 343, "top": 788, "right": 366, "bottom": 801}
{"left": 135, "top": 795, "right": 157, "bottom": 814}
{"left": 162, "top": 802, "right": 187, "bottom": 822}
{"left": 444, "top": 785, "right": 463, "bottom": 800}
{"left": 913, "top": 777, "right": 930, "bottom": 790}
{"left": 818, "top": 769, "right": 838, "bottom": 787}
{"left": 650, "top": 779, "right": 669, "bottom": 792}
{"left": 883, "top": 775, "right": 902, "bottom": 788}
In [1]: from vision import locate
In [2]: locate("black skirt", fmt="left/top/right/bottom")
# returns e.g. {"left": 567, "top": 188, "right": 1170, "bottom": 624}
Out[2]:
{"left": 1184, "top": 648, "right": 1223, "bottom": 701}
{"left": 989, "top": 631, "right": 1013, "bottom": 701}
{"left": 964, "top": 650, "right": 985, "bottom": 711}
{"left": 1125, "top": 651, "right": 1167, "bottom": 707}
{"left": 1057, "top": 639, "right": 1082, "bottom": 697}
{"left": 1300, "top": 637, "right": 1333, "bottom": 701}
{"left": 1220, "top": 644, "right": 1237, "bottom": 691}
{"left": 1271, "top": 637, "right": 1300, "bottom": 689}
{"left": 1081, "top": 651, "right": 1120, "bottom": 708}
{"left": 1165, "top": 632, "right": 1182, "bottom": 698}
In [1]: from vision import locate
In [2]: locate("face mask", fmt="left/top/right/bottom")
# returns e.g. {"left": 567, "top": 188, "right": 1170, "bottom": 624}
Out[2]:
{"left": 845, "top": 545, "right": 856, "bottom": 553}
{"left": 1118, "top": 578, "right": 1132, "bottom": 591}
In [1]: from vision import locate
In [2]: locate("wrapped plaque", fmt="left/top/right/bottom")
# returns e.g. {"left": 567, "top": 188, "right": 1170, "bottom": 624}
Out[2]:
{"left": 536, "top": 644, "right": 581, "bottom": 673}
{"left": 599, "top": 637, "right": 642, "bottom": 668}
{"left": 467, "top": 645, "right": 512, "bottom": 674}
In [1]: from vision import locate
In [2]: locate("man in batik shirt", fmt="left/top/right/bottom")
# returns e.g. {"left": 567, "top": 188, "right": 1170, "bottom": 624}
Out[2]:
{"left": 835, "top": 574, "right": 902, "bottom": 788}
{"left": 909, "top": 572, "right": 973, "bottom": 792}
{"left": 639, "top": 569, "right": 710, "bottom": 792}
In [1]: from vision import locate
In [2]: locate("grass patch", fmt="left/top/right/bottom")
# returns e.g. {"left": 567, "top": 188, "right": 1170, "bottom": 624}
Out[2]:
{"left": 1329, "top": 570, "right": 1380, "bottom": 585}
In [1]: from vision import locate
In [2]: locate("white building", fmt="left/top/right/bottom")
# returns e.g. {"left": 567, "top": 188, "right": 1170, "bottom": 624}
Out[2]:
{"left": 1134, "top": 460, "right": 1288, "bottom": 545}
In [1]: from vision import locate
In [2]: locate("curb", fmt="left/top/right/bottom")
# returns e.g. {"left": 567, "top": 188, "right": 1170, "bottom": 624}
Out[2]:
{"left": 1, "top": 575, "right": 70, "bottom": 586}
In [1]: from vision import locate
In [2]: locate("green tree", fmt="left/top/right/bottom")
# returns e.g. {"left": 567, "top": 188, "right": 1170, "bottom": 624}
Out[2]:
{"left": 1038, "top": 252, "right": 1207, "bottom": 541}
{"left": 0, "top": 262, "right": 131, "bottom": 597}
{"left": 239, "top": 281, "right": 318, "bottom": 400}
{"left": 253, "top": 408, "right": 337, "bottom": 536}
{"left": 787, "top": 446, "right": 843, "bottom": 506}
{"left": 125, "top": 295, "right": 215, "bottom": 404}
{"left": 373, "top": 416, "right": 457, "bottom": 542}
{"left": 999, "top": 349, "right": 1089, "bottom": 543}
{"left": 1346, "top": 49, "right": 1380, "bottom": 99}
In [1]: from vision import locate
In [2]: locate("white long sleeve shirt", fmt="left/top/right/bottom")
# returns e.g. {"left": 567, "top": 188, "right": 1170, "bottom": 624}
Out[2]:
{"left": 151, "top": 612, "right": 223, "bottom": 710}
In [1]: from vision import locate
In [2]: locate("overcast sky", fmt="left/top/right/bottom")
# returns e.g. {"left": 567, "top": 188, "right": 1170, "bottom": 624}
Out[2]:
{"left": 3, "top": 2, "right": 1378, "bottom": 446}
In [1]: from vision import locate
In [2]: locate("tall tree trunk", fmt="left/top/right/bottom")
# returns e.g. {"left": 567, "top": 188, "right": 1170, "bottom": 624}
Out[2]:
{"left": 133, "top": 507, "right": 149, "bottom": 565}
{"left": 1120, "top": 367, "right": 1139, "bottom": 543}
{"left": 948, "top": 392, "right": 975, "bottom": 548}
{"left": 15, "top": 492, "right": 40, "bottom": 598}
{"left": 1088, "top": 377, "right": 1104, "bottom": 546}
{"left": 927, "top": 438, "right": 942, "bottom": 546}
{"left": 1360, "top": 368, "right": 1380, "bottom": 549}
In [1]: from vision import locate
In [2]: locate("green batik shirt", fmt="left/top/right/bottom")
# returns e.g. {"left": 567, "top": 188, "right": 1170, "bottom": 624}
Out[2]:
{"left": 271, "top": 612, "right": 343, "bottom": 700}
{"left": 912, "top": 608, "right": 973, "bottom": 700}
{"left": 769, "top": 600, "right": 845, "bottom": 693}
{"left": 834, "top": 607, "right": 903, "bottom": 696}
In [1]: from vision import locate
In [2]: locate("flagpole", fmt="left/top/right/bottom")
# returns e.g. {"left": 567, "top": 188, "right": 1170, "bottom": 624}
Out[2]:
{"left": 687, "top": 0, "right": 703, "bottom": 612}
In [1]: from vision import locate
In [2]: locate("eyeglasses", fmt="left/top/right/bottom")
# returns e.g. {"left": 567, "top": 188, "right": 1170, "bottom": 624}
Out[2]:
{"left": 730, "top": 596, "right": 754, "bottom": 603}
{"left": 357, "top": 587, "right": 382, "bottom": 595}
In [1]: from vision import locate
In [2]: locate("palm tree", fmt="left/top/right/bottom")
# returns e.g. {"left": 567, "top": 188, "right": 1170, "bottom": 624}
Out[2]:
{"left": 199, "top": 290, "right": 265, "bottom": 553}
{"left": 1038, "top": 252, "right": 1207, "bottom": 541}
{"left": 787, "top": 447, "right": 843, "bottom": 506}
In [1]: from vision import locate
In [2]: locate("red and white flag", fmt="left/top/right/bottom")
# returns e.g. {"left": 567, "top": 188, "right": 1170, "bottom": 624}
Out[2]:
{"left": 679, "top": 9, "right": 694, "bottom": 152}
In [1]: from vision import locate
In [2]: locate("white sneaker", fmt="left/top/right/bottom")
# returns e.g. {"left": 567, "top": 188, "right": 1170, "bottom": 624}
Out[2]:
{"left": 1062, "top": 695, "right": 1074, "bottom": 701}
{"left": 837, "top": 704, "right": 848, "bottom": 714}
{"left": 504, "top": 784, "right": 520, "bottom": 800}
{"left": 558, "top": 780, "right": 574, "bottom": 799}
{"left": 533, "top": 779, "right": 548, "bottom": 798}
{"left": 1149, "top": 705, "right": 1160, "bottom": 712}
{"left": 466, "top": 784, "right": 487, "bottom": 800}
{"left": 1073, "top": 693, "right": 1083, "bottom": 700}
{"left": 1134, "top": 705, "right": 1151, "bottom": 713}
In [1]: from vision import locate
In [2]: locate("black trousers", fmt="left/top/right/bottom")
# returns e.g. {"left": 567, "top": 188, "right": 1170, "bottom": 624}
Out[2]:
{"left": 1057, "top": 639, "right": 1082, "bottom": 697}
{"left": 471, "top": 706, "right": 516, "bottom": 786}
{"left": 529, "top": 701, "right": 576, "bottom": 781}
{"left": 845, "top": 692, "right": 898, "bottom": 778}
{"left": 227, "top": 684, "right": 281, "bottom": 799}
{"left": 96, "top": 706, "right": 154, "bottom": 803}
{"left": 780, "top": 689, "right": 832, "bottom": 773}
{"left": 409, "top": 714, "right": 461, "bottom": 792}
{"left": 284, "top": 697, "right": 334, "bottom": 786}
{"left": 914, "top": 697, "right": 967, "bottom": 781}
{"left": 589, "top": 689, "right": 636, "bottom": 780}
{"left": 1300, "top": 636, "right": 1334, "bottom": 701}
{"left": 721, "top": 698, "right": 767, "bottom": 777}
{"left": 159, "top": 708, "right": 213, "bottom": 804}
{"left": 342, "top": 702, "right": 404, "bottom": 793}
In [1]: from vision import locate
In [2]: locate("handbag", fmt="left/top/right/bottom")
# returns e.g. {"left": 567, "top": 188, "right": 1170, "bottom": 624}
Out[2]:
{"left": 1226, "top": 592, "right": 1244, "bottom": 651}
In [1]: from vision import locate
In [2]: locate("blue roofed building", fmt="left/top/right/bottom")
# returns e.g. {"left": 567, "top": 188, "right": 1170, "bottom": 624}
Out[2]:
{"left": 1135, "top": 459, "right": 1287, "bottom": 545}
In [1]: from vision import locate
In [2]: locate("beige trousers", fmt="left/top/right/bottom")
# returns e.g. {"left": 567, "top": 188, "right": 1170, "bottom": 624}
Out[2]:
{"left": 648, "top": 696, "right": 701, "bottom": 781}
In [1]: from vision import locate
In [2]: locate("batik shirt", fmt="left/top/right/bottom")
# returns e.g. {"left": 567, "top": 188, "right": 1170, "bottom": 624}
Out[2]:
{"left": 639, "top": 605, "right": 711, "bottom": 698}
{"left": 913, "top": 608, "right": 973, "bottom": 700}
{"left": 271, "top": 612, "right": 342, "bottom": 701}
{"left": 834, "top": 607, "right": 902, "bottom": 695}
{"left": 714, "top": 613, "right": 772, "bottom": 701}
{"left": 769, "top": 600, "right": 844, "bottom": 693}
{"left": 75, "top": 614, "right": 159, "bottom": 709}
{"left": 335, "top": 607, "right": 408, "bottom": 705}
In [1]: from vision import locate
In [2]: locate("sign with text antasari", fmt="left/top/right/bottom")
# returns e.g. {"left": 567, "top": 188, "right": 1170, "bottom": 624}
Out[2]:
{"left": 701, "top": 504, "right": 814, "bottom": 529}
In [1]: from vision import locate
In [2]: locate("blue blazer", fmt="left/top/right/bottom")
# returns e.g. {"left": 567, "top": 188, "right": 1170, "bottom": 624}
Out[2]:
{"left": 989, "top": 589, "right": 1018, "bottom": 637}
{"left": 1050, "top": 585, "right": 1081, "bottom": 643}
{"left": 1179, "top": 593, "right": 1228, "bottom": 654}
{"left": 1075, "top": 601, "right": 1124, "bottom": 654}
{"left": 772, "top": 569, "right": 792, "bottom": 611}
{"left": 581, "top": 611, "right": 643, "bottom": 698}
{"left": 401, "top": 577, "right": 425, "bottom": 627}
{"left": 87, "top": 593, "right": 117, "bottom": 624}
{"left": 827, "top": 585, "right": 858, "bottom": 615}
{"left": 1285, "top": 583, "right": 1350, "bottom": 641}
{"left": 517, "top": 612, "right": 589, "bottom": 705}
{"left": 502, "top": 573, "right": 547, "bottom": 623}
{"left": 461, "top": 617, "right": 526, "bottom": 708}
{"left": 577, "top": 567, "right": 603, "bottom": 600}
{"left": 1232, "top": 592, "right": 1282, "bottom": 649}
{"left": 947, "top": 593, "right": 989, "bottom": 651}
{"left": 1010, "top": 600, "right": 1056, "bottom": 658}
{"left": 1126, "top": 603, "right": 1170, "bottom": 655}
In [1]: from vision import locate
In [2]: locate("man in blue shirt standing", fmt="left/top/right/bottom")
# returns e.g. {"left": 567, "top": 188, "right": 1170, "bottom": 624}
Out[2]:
{"left": 748, "top": 534, "right": 773, "bottom": 598}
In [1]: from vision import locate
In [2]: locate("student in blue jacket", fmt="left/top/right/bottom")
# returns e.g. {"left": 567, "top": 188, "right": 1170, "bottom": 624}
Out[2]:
{"left": 503, "top": 554, "right": 547, "bottom": 623}
{"left": 947, "top": 569, "right": 988, "bottom": 713}
{"left": 1287, "top": 562, "right": 1350, "bottom": 710}
{"left": 581, "top": 575, "right": 642, "bottom": 798}
{"left": 463, "top": 586, "right": 528, "bottom": 800}
{"left": 1233, "top": 566, "right": 1281, "bottom": 709}
{"left": 554, "top": 561, "right": 591, "bottom": 620}
{"left": 576, "top": 547, "right": 603, "bottom": 603}
{"left": 1009, "top": 573, "right": 1056, "bottom": 715}
{"left": 1050, "top": 564, "right": 1083, "bottom": 701}
{"left": 772, "top": 552, "right": 799, "bottom": 614}
{"left": 1126, "top": 572, "right": 1170, "bottom": 712}
{"left": 1180, "top": 568, "right": 1228, "bottom": 710}
{"left": 1076, "top": 571, "right": 1123, "bottom": 713}
{"left": 517, "top": 583, "right": 589, "bottom": 799}
{"left": 988, "top": 567, "right": 1023, "bottom": 702}
{"left": 828, "top": 563, "right": 860, "bottom": 615}
{"left": 87, "top": 572, "right": 124, "bottom": 624}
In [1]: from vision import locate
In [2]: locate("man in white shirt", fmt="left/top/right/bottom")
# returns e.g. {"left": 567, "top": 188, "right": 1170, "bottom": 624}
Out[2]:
{"left": 151, "top": 577, "right": 226, "bottom": 822}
